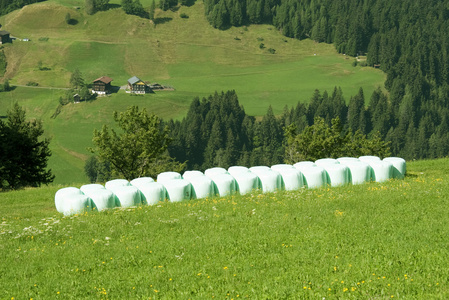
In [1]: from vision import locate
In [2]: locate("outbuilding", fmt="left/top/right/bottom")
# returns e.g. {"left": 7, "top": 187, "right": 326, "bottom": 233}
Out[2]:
{"left": 0, "top": 31, "right": 10, "bottom": 44}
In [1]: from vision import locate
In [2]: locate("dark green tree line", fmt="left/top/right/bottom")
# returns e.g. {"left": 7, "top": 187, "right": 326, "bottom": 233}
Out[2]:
{"left": 167, "top": 88, "right": 395, "bottom": 171}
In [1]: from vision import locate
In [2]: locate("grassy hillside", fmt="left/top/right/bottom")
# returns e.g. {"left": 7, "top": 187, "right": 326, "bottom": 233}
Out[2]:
{"left": 0, "top": 1, "right": 385, "bottom": 184}
{"left": 1, "top": 159, "right": 449, "bottom": 298}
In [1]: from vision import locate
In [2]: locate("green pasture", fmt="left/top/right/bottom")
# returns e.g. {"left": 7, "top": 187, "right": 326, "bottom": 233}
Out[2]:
{"left": 0, "top": 0, "right": 385, "bottom": 184}
{"left": 1, "top": 159, "right": 449, "bottom": 298}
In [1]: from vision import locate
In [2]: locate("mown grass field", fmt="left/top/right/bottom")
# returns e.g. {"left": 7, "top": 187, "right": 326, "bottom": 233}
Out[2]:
{"left": 1, "top": 159, "right": 449, "bottom": 299}
{"left": 0, "top": 1, "right": 385, "bottom": 184}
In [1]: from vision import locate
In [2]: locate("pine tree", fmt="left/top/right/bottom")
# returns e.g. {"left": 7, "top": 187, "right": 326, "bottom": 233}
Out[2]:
{"left": 149, "top": 0, "right": 156, "bottom": 20}
{"left": 203, "top": 119, "right": 224, "bottom": 168}
{"left": 347, "top": 88, "right": 365, "bottom": 132}
{"left": 307, "top": 89, "right": 322, "bottom": 125}
{"left": 85, "top": 0, "right": 95, "bottom": 15}
{"left": 0, "top": 103, "right": 54, "bottom": 189}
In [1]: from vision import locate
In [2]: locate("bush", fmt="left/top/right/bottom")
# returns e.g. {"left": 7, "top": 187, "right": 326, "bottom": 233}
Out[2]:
{"left": 38, "top": 37, "right": 49, "bottom": 42}
{"left": 180, "top": 13, "right": 189, "bottom": 18}
{"left": 352, "top": 60, "right": 358, "bottom": 67}
{"left": 257, "top": 37, "right": 264, "bottom": 41}
{"left": 0, "top": 51, "right": 6, "bottom": 77}
{"left": 259, "top": 43, "right": 265, "bottom": 49}
{"left": 268, "top": 48, "right": 276, "bottom": 54}
{"left": 26, "top": 81, "right": 39, "bottom": 86}
{"left": 234, "top": 36, "right": 241, "bottom": 41}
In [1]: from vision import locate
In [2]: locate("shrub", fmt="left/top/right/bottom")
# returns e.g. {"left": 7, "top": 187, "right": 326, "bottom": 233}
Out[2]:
{"left": 234, "top": 36, "right": 241, "bottom": 41}
{"left": 26, "top": 81, "right": 39, "bottom": 86}
{"left": 259, "top": 43, "right": 265, "bottom": 49}
{"left": 268, "top": 48, "right": 276, "bottom": 54}
{"left": 257, "top": 37, "right": 264, "bottom": 41}
{"left": 38, "top": 37, "right": 49, "bottom": 42}
{"left": 180, "top": 13, "right": 189, "bottom": 18}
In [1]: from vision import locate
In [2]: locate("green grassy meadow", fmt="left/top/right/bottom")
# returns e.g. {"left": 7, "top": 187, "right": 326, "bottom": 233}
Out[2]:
{"left": 0, "top": 1, "right": 385, "bottom": 184}
{"left": 1, "top": 159, "right": 449, "bottom": 298}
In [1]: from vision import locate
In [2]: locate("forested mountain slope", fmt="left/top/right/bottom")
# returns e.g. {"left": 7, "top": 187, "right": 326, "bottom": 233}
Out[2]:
{"left": 205, "top": 0, "right": 449, "bottom": 159}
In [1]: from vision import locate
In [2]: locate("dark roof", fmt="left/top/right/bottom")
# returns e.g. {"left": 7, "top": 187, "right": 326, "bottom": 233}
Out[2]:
{"left": 93, "top": 76, "right": 113, "bottom": 84}
{"left": 0, "top": 30, "right": 9, "bottom": 36}
{"left": 128, "top": 76, "right": 143, "bottom": 85}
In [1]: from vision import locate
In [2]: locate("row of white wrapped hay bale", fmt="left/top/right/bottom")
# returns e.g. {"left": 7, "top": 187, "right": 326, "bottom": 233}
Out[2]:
{"left": 55, "top": 156, "right": 406, "bottom": 216}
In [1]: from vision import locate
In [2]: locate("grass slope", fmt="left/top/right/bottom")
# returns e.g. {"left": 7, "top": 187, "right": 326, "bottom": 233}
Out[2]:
{"left": 0, "top": 1, "right": 385, "bottom": 184}
{"left": 1, "top": 159, "right": 449, "bottom": 298}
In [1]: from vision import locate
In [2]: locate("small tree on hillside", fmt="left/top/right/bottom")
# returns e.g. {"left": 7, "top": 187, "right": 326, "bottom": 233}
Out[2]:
{"left": 85, "top": 0, "right": 95, "bottom": 15}
{"left": 90, "top": 106, "right": 185, "bottom": 180}
{"left": 149, "top": 0, "right": 156, "bottom": 20}
{"left": 0, "top": 103, "right": 54, "bottom": 189}
{"left": 65, "top": 13, "right": 71, "bottom": 24}
{"left": 70, "top": 68, "right": 84, "bottom": 89}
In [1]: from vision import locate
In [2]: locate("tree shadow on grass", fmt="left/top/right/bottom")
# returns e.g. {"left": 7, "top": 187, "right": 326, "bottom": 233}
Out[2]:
{"left": 154, "top": 17, "right": 173, "bottom": 25}
{"left": 182, "top": 0, "right": 197, "bottom": 7}
{"left": 110, "top": 85, "right": 121, "bottom": 93}
{"left": 107, "top": 3, "right": 121, "bottom": 9}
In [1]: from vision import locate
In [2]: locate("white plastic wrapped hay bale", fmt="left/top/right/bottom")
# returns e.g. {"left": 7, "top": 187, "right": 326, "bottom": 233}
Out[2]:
{"left": 108, "top": 185, "right": 142, "bottom": 208}
{"left": 337, "top": 157, "right": 360, "bottom": 164}
{"left": 359, "top": 155, "right": 381, "bottom": 163}
{"left": 81, "top": 187, "right": 116, "bottom": 211}
{"left": 274, "top": 167, "right": 304, "bottom": 191}
{"left": 105, "top": 179, "right": 130, "bottom": 190}
{"left": 80, "top": 184, "right": 105, "bottom": 192}
{"left": 270, "top": 164, "right": 294, "bottom": 171}
{"left": 55, "top": 187, "right": 92, "bottom": 216}
{"left": 321, "top": 164, "right": 349, "bottom": 187}
{"left": 232, "top": 171, "right": 259, "bottom": 195}
{"left": 315, "top": 158, "right": 339, "bottom": 166}
{"left": 365, "top": 160, "right": 393, "bottom": 182}
{"left": 294, "top": 164, "right": 326, "bottom": 189}
{"left": 249, "top": 167, "right": 282, "bottom": 192}
{"left": 293, "top": 161, "right": 316, "bottom": 168}
{"left": 204, "top": 167, "right": 229, "bottom": 177}
{"left": 130, "top": 177, "right": 155, "bottom": 186}
{"left": 131, "top": 179, "right": 165, "bottom": 205}
{"left": 207, "top": 173, "right": 236, "bottom": 197}
{"left": 337, "top": 161, "right": 371, "bottom": 185}
{"left": 228, "top": 166, "right": 249, "bottom": 175}
{"left": 162, "top": 179, "right": 192, "bottom": 202}
{"left": 184, "top": 175, "right": 215, "bottom": 199}
{"left": 249, "top": 166, "right": 271, "bottom": 173}
{"left": 383, "top": 157, "right": 406, "bottom": 179}
{"left": 182, "top": 170, "right": 205, "bottom": 179}
{"left": 157, "top": 171, "right": 182, "bottom": 183}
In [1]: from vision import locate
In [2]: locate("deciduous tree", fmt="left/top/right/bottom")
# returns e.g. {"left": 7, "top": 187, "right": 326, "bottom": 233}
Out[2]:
{"left": 90, "top": 106, "right": 184, "bottom": 180}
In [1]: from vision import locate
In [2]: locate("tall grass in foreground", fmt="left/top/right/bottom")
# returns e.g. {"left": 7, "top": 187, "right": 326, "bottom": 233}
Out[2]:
{"left": 1, "top": 159, "right": 449, "bottom": 299}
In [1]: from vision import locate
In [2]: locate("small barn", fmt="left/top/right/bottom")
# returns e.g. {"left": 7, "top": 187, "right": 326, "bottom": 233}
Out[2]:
{"left": 92, "top": 76, "right": 113, "bottom": 95}
{"left": 128, "top": 76, "right": 150, "bottom": 94}
{"left": 0, "top": 31, "right": 10, "bottom": 44}
{"left": 150, "top": 83, "right": 163, "bottom": 90}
